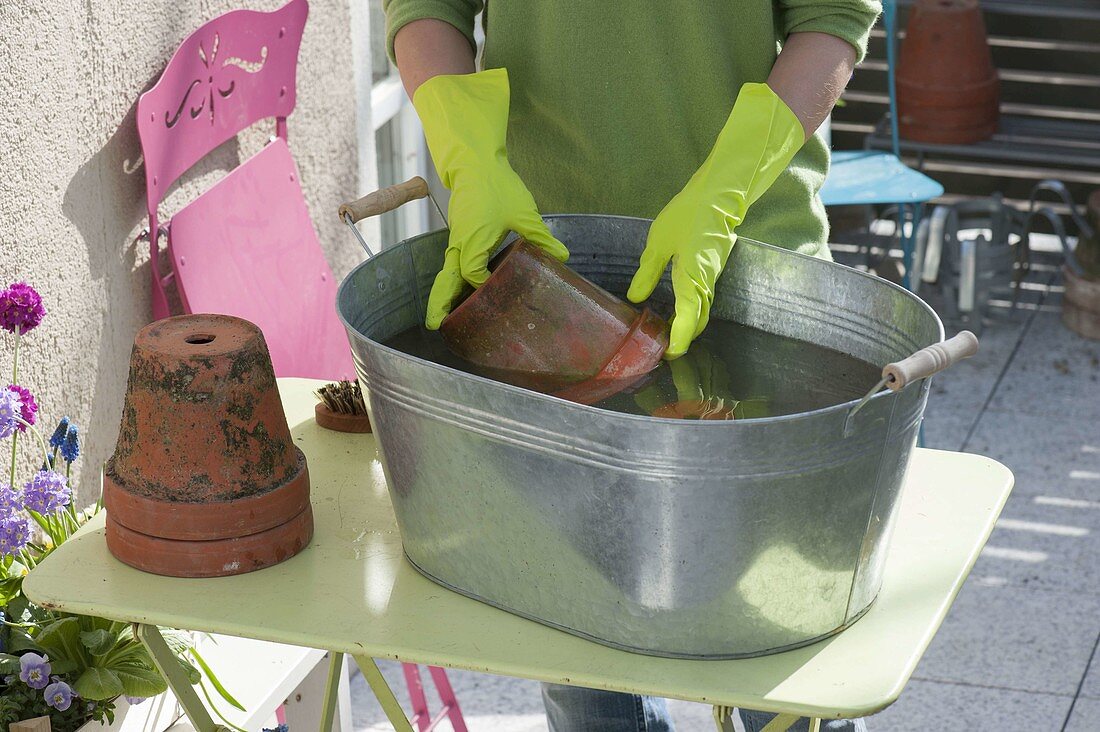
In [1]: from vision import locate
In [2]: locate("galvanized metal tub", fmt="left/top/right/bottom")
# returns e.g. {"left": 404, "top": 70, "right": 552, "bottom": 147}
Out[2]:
{"left": 337, "top": 215, "right": 943, "bottom": 659}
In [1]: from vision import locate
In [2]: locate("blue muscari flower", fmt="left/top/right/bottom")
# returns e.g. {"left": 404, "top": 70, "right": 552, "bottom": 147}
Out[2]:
{"left": 49, "top": 417, "right": 70, "bottom": 449}
{"left": 61, "top": 423, "right": 79, "bottom": 463}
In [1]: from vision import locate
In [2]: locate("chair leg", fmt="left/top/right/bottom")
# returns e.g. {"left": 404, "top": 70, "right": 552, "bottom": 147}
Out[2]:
{"left": 427, "top": 666, "right": 469, "bottom": 732}
{"left": 901, "top": 203, "right": 928, "bottom": 292}
{"left": 402, "top": 664, "right": 431, "bottom": 732}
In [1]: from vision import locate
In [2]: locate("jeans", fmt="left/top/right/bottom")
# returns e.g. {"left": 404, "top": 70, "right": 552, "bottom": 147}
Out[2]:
{"left": 541, "top": 684, "right": 868, "bottom": 732}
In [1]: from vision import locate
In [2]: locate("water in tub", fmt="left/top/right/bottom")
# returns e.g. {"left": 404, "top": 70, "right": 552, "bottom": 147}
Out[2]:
{"left": 383, "top": 319, "right": 880, "bottom": 418}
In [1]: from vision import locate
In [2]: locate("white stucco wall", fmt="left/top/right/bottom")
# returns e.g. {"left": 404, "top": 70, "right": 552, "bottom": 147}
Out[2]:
{"left": 0, "top": 0, "right": 377, "bottom": 502}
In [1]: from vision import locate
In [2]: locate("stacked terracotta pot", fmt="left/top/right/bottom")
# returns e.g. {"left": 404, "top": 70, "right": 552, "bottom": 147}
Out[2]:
{"left": 897, "top": 0, "right": 1000, "bottom": 144}
{"left": 105, "top": 314, "right": 312, "bottom": 577}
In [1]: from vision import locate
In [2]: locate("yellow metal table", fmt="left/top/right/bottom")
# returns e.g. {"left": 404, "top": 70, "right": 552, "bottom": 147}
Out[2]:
{"left": 24, "top": 378, "right": 1013, "bottom": 732}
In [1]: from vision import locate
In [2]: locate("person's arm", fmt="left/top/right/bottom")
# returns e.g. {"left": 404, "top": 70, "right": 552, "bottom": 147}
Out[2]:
{"left": 382, "top": 4, "right": 567, "bottom": 330}
{"left": 628, "top": 4, "right": 880, "bottom": 358}
{"left": 767, "top": 31, "right": 857, "bottom": 139}
{"left": 392, "top": 19, "right": 476, "bottom": 97}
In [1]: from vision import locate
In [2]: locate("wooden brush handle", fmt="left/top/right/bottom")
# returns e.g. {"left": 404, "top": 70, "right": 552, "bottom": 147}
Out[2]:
{"left": 339, "top": 177, "right": 430, "bottom": 224}
{"left": 883, "top": 331, "right": 979, "bottom": 390}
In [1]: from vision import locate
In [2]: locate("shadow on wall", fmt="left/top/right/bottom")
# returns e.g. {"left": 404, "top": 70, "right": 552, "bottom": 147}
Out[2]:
{"left": 60, "top": 76, "right": 245, "bottom": 496}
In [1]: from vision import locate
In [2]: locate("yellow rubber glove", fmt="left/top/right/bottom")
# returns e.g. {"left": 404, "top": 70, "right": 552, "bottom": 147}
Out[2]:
{"left": 627, "top": 83, "right": 805, "bottom": 358}
{"left": 413, "top": 68, "right": 569, "bottom": 330}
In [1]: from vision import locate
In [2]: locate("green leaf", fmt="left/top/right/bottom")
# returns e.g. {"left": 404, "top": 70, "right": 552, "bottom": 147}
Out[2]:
{"left": 178, "top": 656, "right": 202, "bottom": 685}
{"left": 0, "top": 652, "right": 20, "bottom": 674}
{"left": 49, "top": 658, "right": 77, "bottom": 675}
{"left": 74, "top": 666, "right": 124, "bottom": 700}
{"left": 190, "top": 647, "right": 245, "bottom": 711}
{"left": 2, "top": 594, "right": 29, "bottom": 622}
{"left": 160, "top": 629, "right": 194, "bottom": 655}
{"left": 0, "top": 577, "right": 23, "bottom": 606}
{"left": 81, "top": 628, "right": 117, "bottom": 656}
{"left": 36, "top": 616, "right": 86, "bottom": 666}
{"left": 112, "top": 662, "right": 168, "bottom": 698}
{"left": 7, "top": 626, "right": 42, "bottom": 654}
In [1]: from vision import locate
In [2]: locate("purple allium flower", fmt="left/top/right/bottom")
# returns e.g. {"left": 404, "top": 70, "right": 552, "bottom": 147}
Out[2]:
{"left": 61, "top": 423, "right": 79, "bottom": 463}
{"left": 0, "top": 512, "right": 30, "bottom": 557}
{"left": 18, "top": 653, "right": 50, "bottom": 689}
{"left": 44, "top": 679, "right": 73, "bottom": 711}
{"left": 0, "top": 483, "right": 21, "bottom": 514}
{"left": 21, "top": 470, "right": 70, "bottom": 515}
{"left": 0, "top": 283, "right": 46, "bottom": 335}
{"left": 48, "top": 417, "right": 70, "bottom": 449}
{"left": 6, "top": 385, "right": 37, "bottom": 432}
{"left": 0, "top": 389, "right": 21, "bottom": 440}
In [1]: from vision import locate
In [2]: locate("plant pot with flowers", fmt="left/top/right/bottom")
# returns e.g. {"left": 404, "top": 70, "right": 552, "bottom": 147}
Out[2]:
{"left": 0, "top": 282, "right": 242, "bottom": 732}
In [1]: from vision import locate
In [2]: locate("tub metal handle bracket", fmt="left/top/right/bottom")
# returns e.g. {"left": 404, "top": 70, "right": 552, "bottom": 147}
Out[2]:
{"left": 844, "top": 331, "right": 979, "bottom": 436}
{"left": 338, "top": 177, "right": 447, "bottom": 258}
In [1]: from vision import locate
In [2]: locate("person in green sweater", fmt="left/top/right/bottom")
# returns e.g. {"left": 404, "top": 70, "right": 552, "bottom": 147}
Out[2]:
{"left": 384, "top": 1, "right": 879, "bottom": 729}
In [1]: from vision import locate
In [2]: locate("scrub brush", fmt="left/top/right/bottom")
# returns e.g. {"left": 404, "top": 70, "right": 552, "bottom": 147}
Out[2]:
{"left": 314, "top": 380, "right": 372, "bottom": 433}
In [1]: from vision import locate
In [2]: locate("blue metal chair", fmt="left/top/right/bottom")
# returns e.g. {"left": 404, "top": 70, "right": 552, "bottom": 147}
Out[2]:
{"left": 820, "top": 0, "right": 944, "bottom": 290}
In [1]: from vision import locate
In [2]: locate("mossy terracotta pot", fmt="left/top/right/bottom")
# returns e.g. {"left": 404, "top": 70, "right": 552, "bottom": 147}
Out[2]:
{"left": 440, "top": 240, "right": 669, "bottom": 403}
{"left": 897, "top": 0, "right": 1000, "bottom": 144}
{"left": 104, "top": 314, "right": 312, "bottom": 577}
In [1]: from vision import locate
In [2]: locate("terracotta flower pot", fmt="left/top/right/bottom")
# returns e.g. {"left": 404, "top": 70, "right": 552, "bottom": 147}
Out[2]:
{"left": 440, "top": 240, "right": 669, "bottom": 403}
{"left": 104, "top": 314, "right": 312, "bottom": 577}
{"left": 896, "top": 0, "right": 1000, "bottom": 144}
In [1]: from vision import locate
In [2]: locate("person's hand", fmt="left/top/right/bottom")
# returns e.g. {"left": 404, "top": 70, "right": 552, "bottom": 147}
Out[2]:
{"left": 413, "top": 68, "right": 568, "bottom": 329}
{"left": 627, "top": 83, "right": 805, "bottom": 358}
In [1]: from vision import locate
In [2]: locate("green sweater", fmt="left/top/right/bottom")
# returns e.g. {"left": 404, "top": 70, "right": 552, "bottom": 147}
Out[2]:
{"left": 384, "top": 1, "right": 880, "bottom": 256}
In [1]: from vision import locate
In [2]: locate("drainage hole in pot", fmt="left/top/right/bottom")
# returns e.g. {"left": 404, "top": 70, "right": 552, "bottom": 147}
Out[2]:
{"left": 185, "top": 334, "right": 216, "bottom": 345}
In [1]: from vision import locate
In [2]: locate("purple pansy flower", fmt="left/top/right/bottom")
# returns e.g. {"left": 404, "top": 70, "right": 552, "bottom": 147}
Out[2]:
{"left": 44, "top": 679, "right": 74, "bottom": 711}
{"left": 0, "top": 389, "right": 21, "bottom": 440}
{"left": 0, "top": 511, "right": 30, "bottom": 558}
{"left": 0, "top": 282, "right": 46, "bottom": 334}
{"left": 21, "top": 470, "right": 70, "bottom": 515}
{"left": 6, "top": 385, "right": 37, "bottom": 432}
{"left": 18, "top": 653, "right": 51, "bottom": 689}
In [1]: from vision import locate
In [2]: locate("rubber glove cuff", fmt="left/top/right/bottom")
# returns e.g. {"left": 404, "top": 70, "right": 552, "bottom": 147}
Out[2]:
{"left": 412, "top": 69, "right": 567, "bottom": 330}
{"left": 627, "top": 83, "right": 805, "bottom": 358}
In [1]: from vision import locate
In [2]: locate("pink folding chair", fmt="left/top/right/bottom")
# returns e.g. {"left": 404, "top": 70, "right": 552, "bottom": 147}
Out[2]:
{"left": 136, "top": 0, "right": 352, "bottom": 379}
{"left": 136, "top": 2, "right": 467, "bottom": 728}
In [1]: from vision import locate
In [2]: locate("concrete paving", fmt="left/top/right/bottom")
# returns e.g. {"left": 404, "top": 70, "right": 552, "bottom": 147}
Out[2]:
{"left": 350, "top": 255, "right": 1100, "bottom": 731}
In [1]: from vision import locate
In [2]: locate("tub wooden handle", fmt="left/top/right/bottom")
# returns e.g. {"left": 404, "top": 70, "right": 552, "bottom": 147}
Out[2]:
{"left": 339, "top": 177, "right": 430, "bottom": 224}
{"left": 883, "top": 331, "right": 979, "bottom": 390}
